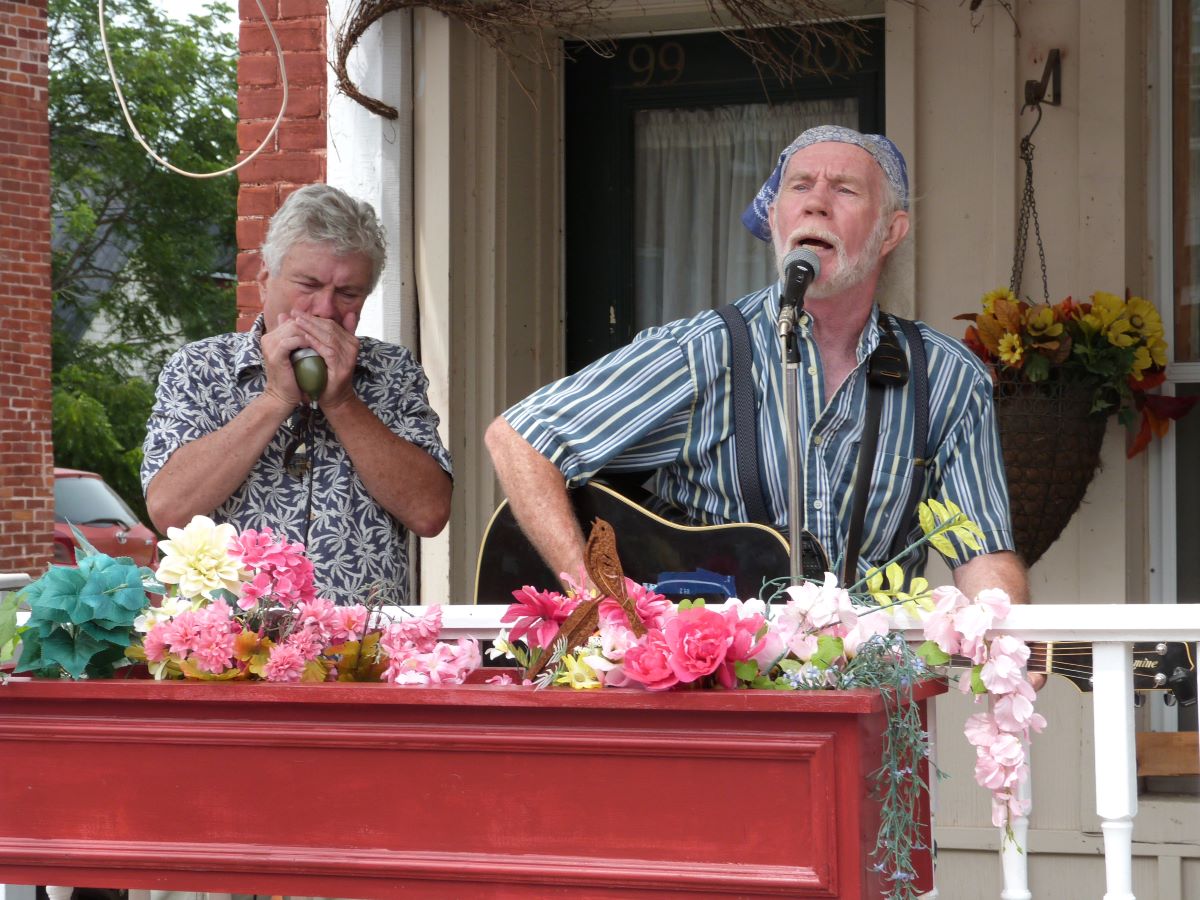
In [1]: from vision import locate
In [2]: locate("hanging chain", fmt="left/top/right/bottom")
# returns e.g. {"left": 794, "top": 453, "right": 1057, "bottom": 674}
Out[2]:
{"left": 1009, "top": 130, "right": 1050, "bottom": 304}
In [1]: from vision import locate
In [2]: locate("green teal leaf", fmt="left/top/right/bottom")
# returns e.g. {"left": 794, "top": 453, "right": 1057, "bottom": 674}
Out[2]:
{"left": 25, "top": 566, "right": 89, "bottom": 623}
{"left": 79, "top": 560, "right": 148, "bottom": 624}
{"left": 77, "top": 620, "right": 134, "bottom": 647}
{"left": 916, "top": 640, "right": 951, "bottom": 667}
{"left": 811, "top": 635, "right": 845, "bottom": 670}
{"left": 67, "top": 522, "right": 103, "bottom": 560}
{"left": 970, "top": 665, "right": 987, "bottom": 695}
{"left": 0, "top": 592, "right": 19, "bottom": 661}
{"left": 41, "top": 627, "right": 107, "bottom": 679}
{"left": 733, "top": 660, "right": 759, "bottom": 682}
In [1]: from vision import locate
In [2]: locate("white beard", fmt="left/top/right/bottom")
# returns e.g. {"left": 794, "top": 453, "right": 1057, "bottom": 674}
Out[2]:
{"left": 776, "top": 214, "right": 890, "bottom": 300}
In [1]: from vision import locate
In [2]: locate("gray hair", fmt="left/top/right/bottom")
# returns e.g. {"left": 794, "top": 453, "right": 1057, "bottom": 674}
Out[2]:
{"left": 261, "top": 184, "right": 387, "bottom": 292}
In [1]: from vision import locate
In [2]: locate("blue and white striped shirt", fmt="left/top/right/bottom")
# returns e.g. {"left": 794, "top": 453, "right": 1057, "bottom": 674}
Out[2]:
{"left": 504, "top": 284, "right": 1014, "bottom": 580}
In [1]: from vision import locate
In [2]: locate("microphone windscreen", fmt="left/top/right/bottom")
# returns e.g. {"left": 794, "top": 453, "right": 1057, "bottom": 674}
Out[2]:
{"left": 783, "top": 246, "right": 821, "bottom": 281}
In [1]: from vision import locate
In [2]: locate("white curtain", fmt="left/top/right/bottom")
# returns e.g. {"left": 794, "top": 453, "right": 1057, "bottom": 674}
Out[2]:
{"left": 634, "top": 98, "right": 859, "bottom": 329}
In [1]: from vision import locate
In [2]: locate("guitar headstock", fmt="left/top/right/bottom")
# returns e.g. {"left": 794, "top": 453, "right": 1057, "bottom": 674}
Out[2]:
{"left": 1030, "top": 641, "right": 1196, "bottom": 705}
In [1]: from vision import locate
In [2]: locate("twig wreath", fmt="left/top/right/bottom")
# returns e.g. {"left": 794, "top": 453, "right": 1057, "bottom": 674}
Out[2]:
{"left": 333, "top": 0, "right": 882, "bottom": 118}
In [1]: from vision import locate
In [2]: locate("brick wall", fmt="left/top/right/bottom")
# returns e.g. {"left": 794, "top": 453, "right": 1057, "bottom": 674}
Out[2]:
{"left": 236, "top": 0, "right": 328, "bottom": 330}
{"left": 0, "top": 0, "right": 52, "bottom": 576}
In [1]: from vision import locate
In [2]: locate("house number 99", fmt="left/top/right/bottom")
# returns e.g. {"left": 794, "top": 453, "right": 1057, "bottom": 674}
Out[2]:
{"left": 628, "top": 41, "right": 686, "bottom": 86}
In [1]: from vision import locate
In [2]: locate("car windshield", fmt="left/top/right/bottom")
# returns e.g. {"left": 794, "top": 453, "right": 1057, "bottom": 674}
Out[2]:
{"left": 54, "top": 475, "right": 140, "bottom": 528}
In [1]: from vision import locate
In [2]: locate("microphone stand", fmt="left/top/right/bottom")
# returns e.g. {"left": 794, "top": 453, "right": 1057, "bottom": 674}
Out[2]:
{"left": 778, "top": 300, "right": 804, "bottom": 585}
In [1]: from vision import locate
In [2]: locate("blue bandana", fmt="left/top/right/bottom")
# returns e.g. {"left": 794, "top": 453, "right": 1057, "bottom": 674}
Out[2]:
{"left": 741, "top": 125, "right": 909, "bottom": 242}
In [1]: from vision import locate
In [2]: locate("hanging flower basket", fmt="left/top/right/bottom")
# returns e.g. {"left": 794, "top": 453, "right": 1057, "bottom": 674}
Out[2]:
{"left": 993, "top": 370, "right": 1107, "bottom": 566}
{"left": 960, "top": 289, "right": 1195, "bottom": 567}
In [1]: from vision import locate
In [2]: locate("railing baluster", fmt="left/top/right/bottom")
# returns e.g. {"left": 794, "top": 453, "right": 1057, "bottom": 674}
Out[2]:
{"left": 1092, "top": 640, "right": 1138, "bottom": 900}
{"left": 999, "top": 730, "right": 1032, "bottom": 899}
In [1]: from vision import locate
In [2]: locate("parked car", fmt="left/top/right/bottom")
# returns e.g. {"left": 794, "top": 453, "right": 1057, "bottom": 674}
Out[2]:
{"left": 53, "top": 467, "right": 157, "bottom": 568}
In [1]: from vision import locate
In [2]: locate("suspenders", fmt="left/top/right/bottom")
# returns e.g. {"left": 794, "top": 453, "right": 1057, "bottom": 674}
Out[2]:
{"left": 717, "top": 305, "right": 930, "bottom": 578}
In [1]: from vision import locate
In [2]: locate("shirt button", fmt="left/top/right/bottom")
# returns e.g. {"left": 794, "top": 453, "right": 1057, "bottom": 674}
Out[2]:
{"left": 807, "top": 366, "right": 817, "bottom": 375}
{"left": 813, "top": 500, "right": 824, "bottom": 510}
{"left": 813, "top": 435, "right": 823, "bottom": 445}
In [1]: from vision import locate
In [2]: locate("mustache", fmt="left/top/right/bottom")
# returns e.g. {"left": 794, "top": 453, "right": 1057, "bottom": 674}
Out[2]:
{"left": 784, "top": 227, "right": 845, "bottom": 256}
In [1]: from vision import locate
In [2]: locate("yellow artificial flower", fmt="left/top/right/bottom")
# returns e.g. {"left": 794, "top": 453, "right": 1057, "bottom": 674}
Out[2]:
{"left": 155, "top": 515, "right": 246, "bottom": 599}
{"left": 998, "top": 332, "right": 1024, "bottom": 367}
{"left": 1025, "top": 304, "right": 1063, "bottom": 339}
{"left": 1125, "top": 296, "right": 1164, "bottom": 342}
{"left": 555, "top": 654, "right": 602, "bottom": 690}
{"left": 1085, "top": 291, "right": 1125, "bottom": 326}
{"left": 1149, "top": 335, "right": 1168, "bottom": 368}
{"left": 981, "top": 287, "right": 1017, "bottom": 316}
{"left": 1131, "top": 346, "right": 1153, "bottom": 381}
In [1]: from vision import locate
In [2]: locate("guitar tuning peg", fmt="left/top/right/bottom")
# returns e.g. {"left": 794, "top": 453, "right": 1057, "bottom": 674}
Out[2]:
{"left": 1133, "top": 693, "right": 1145, "bottom": 708}
{"left": 1164, "top": 692, "right": 1178, "bottom": 707}
{"left": 1156, "top": 642, "right": 1168, "bottom": 655}
{"left": 1154, "top": 673, "right": 1169, "bottom": 687}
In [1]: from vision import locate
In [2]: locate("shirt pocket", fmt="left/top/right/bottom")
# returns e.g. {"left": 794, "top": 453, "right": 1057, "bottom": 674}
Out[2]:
{"left": 864, "top": 449, "right": 918, "bottom": 556}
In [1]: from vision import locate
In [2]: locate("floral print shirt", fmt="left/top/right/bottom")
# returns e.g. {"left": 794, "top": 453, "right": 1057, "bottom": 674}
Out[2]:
{"left": 142, "top": 316, "right": 452, "bottom": 604}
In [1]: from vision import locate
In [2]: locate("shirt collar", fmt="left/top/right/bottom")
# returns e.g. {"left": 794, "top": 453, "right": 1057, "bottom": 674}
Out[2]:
{"left": 769, "top": 282, "right": 884, "bottom": 365}
{"left": 233, "top": 315, "right": 267, "bottom": 380}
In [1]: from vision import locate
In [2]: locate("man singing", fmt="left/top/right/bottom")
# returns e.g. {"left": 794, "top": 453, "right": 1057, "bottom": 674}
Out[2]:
{"left": 486, "top": 125, "right": 1026, "bottom": 604}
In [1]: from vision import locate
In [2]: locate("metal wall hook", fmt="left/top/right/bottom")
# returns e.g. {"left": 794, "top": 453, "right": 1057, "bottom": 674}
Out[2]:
{"left": 1024, "top": 48, "right": 1061, "bottom": 107}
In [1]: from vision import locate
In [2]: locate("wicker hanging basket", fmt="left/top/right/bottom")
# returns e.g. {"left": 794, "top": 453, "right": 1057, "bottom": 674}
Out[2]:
{"left": 993, "top": 371, "right": 1108, "bottom": 566}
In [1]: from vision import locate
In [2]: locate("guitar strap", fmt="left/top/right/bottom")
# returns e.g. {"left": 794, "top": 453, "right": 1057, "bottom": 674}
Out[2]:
{"left": 887, "top": 316, "right": 930, "bottom": 561}
{"left": 842, "top": 314, "right": 909, "bottom": 584}
{"left": 715, "top": 304, "right": 772, "bottom": 525}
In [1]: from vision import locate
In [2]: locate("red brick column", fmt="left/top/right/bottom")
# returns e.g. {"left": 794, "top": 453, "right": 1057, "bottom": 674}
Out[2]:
{"left": 236, "top": 0, "right": 328, "bottom": 331}
{"left": 0, "top": 0, "right": 52, "bottom": 576}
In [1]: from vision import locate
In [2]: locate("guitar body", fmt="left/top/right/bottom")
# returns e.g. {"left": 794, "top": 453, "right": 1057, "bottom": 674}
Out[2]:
{"left": 474, "top": 482, "right": 827, "bottom": 605}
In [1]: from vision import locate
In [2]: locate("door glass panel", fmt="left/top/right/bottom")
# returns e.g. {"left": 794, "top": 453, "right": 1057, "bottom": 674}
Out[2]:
{"left": 633, "top": 98, "right": 858, "bottom": 330}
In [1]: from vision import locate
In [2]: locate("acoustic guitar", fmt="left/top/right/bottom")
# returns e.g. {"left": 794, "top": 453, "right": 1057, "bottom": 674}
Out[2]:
{"left": 474, "top": 481, "right": 828, "bottom": 606}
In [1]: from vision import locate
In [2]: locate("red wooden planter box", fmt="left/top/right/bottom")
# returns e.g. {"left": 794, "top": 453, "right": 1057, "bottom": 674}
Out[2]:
{"left": 0, "top": 678, "right": 941, "bottom": 898}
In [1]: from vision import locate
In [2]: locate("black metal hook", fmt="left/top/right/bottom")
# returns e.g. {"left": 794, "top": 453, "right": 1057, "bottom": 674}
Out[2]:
{"left": 1024, "top": 48, "right": 1061, "bottom": 108}
{"left": 1019, "top": 102, "right": 1044, "bottom": 143}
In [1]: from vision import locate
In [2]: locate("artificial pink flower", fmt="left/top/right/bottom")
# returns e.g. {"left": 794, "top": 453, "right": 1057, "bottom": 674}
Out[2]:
{"left": 980, "top": 635, "right": 1031, "bottom": 694}
{"left": 142, "top": 626, "right": 169, "bottom": 663}
{"left": 993, "top": 681, "right": 1041, "bottom": 731}
{"left": 263, "top": 643, "right": 306, "bottom": 682}
{"left": 237, "top": 571, "right": 273, "bottom": 611}
{"left": 963, "top": 712, "right": 1001, "bottom": 748}
{"left": 295, "top": 597, "right": 337, "bottom": 638}
{"left": 501, "top": 586, "right": 580, "bottom": 649}
{"left": 598, "top": 621, "right": 637, "bottom": 661}
{"left": 331, "top": 604, "right": 370, "bottom": 643}
{"left": 841, "top": 610, "right": 892, "bottom": 657}
{"left": 486, "top": 673, "right": 515, "bottom": 686}
{"left": 663, "top": 606, "right": 733, "bottom": 683}
{"left": 622, "top": 629, "right": 680, "bottom": 691}
{"left": 285, "top": 627, "right": 326, "bottom": 662}
{"left": 787, "top": 632, "right": 820, "bottom": 662}
{"left": 383, "top": 606, "right": 443, "bottom": 655}
{"left": 975, "top": 587, "right": 1012, "bottom": 620}
{"left": 781, "top": 573, "right": 855, "bottom": 631}
{"left": 599, "top": 580, "right": 672, "bottom": 632}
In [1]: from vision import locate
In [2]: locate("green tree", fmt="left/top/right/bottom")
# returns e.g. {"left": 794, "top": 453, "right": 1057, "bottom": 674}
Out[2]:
{"left": 50, "top": 0, "right": 238, "bottom": 524}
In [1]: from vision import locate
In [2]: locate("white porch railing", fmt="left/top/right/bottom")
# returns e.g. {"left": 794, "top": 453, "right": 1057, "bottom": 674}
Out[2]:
{"left": 3, "top": 602, "right": 1198, "bottom": 899}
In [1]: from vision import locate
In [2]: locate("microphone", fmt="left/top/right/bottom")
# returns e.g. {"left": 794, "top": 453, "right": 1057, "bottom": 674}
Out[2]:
{"left": 290, "top": 348, "right": 327, "bottom": 401}
{"left": 781, "top": 246, "right": 821, "bottom": 314}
